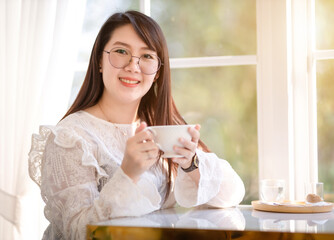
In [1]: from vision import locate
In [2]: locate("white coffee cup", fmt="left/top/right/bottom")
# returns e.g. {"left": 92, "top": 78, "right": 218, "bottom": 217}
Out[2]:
{"left": 147, "top": 125, "right": 195, "bottom": 158}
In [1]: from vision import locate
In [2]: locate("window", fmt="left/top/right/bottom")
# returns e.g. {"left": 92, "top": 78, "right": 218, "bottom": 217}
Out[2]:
{"left": 151, "top": 0, "right": 257, "bottom": 204}
{"left": 315, "top": 0, "right": 334, "bottom": 202}
{"left": 151, "top": 0, "right": 256, "bottom": 57}
{"left": 171, "top": 66, "right": 257, "bottom": 203}
{"left": 256, "top": 0, "right": 334, "bottom": 202}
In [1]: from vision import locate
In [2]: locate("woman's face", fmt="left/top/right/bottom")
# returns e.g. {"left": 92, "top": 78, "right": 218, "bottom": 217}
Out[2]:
{"left": 100, "top": 24, "right": 158, "bottom": 106}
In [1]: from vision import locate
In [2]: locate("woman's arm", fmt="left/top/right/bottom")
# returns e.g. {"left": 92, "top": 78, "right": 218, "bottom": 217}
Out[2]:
{"left": 174, "top": 149, "right": 245, "bottom": 208}
{"left": 39, "top": 128, "right": 160, "bottom": 239}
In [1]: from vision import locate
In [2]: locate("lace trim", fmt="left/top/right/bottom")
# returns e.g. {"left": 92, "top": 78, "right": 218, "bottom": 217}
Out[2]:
{"left": 28, "top": 125, "right": 109, "bottom": 187}
{"left": 28, "top": 126, "right": 52, "bottom": 187}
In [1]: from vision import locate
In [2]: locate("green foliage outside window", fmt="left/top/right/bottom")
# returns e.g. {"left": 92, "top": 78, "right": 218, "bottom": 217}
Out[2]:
{"left": 171, "top": 66, "right": 257, "bottom": 204}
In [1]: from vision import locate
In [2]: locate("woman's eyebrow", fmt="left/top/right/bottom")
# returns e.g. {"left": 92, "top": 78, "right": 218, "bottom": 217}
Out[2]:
{"left": 112, "top": 41, "right": 154, "bottom": 51}
{"left": 112, "top": 41, "right": 131, "bottom": 48}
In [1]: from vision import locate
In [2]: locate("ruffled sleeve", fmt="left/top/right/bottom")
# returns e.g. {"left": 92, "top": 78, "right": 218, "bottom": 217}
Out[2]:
{"left": 174, "top": 149, "right": 245, "bottom": 208}
{"left": 29, "top": 126, "right": 53, "bottom": 187}
{"left": 28, "top": 125, "right": 161, "bottom": 240}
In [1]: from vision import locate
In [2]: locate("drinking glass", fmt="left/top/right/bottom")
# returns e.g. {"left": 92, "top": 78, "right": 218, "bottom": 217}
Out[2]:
{"left": 304, "top": 182, "right": 324, "bottom": 200}
{"left": 259, "top": 179, "right": 285, "bottom": 202}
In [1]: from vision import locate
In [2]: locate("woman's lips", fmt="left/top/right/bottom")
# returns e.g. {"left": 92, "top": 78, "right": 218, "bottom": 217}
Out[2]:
{"left": 119, "top": 77, "right": 140, "bottom": 87}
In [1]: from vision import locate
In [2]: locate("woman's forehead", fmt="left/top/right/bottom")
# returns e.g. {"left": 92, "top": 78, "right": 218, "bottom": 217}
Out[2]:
{"left": 106, "top": 24, "right": 151, "bottom": 51}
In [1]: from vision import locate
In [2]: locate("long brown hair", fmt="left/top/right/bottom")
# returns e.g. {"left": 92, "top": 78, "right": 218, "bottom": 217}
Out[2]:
{"left": 63, "top": 11, "right": 209, "bottom": 201}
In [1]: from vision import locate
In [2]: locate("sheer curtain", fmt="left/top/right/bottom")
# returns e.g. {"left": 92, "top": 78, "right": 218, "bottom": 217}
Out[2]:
{"left": 0, "top": 0, "right": 86, "bottom": 239}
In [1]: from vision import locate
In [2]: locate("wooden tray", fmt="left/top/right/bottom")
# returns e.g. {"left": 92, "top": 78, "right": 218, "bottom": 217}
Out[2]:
{"left": 252, "top": 200, "right": 333, "bottom": 213}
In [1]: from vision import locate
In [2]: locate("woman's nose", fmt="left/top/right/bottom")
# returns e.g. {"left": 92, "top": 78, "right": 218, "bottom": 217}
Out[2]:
{"left": 124, "top": 56, "right": 141, "bottom": 73}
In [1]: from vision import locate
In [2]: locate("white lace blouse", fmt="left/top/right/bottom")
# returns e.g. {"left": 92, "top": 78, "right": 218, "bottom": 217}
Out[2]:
{"left": 28, "top": 111, "right": 245, "bottom": 240}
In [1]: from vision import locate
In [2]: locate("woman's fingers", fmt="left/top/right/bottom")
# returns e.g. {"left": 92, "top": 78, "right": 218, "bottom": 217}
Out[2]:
{"left": 142, "top": 148, "right": 160, "bottom": 160}
{"left": 173, "top": 144, "right": 194, "bottom": 159}
{"left": 178, "top": 137, "right": 197, "bottom": 152}
{"left": 170, "top": 124, "right": 201, "bottom": 169}
{"left": 135, "top": 129, "right": 155, "bottom": 143}
{"left": 139, "top": 140, "right": 159, "bottom": 153}
{"left": 124, "top": 123, "right": 201, "bottom": 180}
{"left": 190, "top": 124, "right": 201, "bottom": 143}
{"left": 172, "top": 139, "right": 195, "bottom": 169}
{"left": 135, "top": 121, "right": 147, "bottom": 134}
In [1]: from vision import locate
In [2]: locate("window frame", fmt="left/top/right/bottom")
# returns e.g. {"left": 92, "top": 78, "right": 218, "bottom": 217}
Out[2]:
{"left": 256, "top": 0, "right": 294, "bottom": 199}
{"left": 258, "top": 0, "right": 334, "bottom": 200}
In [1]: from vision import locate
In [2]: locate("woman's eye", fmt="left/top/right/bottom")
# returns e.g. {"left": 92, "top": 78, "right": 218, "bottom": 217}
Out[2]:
{"left": 143, "top": 54, "right": 154, "bottom": 59}
{"left": 115, "top": 49, "right": 128, "bottom": 55}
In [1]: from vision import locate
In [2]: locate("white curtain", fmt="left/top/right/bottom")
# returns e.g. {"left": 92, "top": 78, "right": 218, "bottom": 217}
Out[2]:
{"left": 0, "top": 0, "right": 86, "bottom": 239}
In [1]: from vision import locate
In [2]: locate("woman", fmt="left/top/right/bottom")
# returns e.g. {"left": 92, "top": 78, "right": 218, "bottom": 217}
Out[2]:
{"left": 29, "top": 10, "right": 245, "bottom": 240}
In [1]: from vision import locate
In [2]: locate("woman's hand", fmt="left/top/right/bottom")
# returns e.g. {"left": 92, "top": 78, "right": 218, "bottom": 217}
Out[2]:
{"left": 121, "top": 122, "right": 160, "bottom": 183}
{"left": 172, "top": 124, "right": 201, "bottom": 169}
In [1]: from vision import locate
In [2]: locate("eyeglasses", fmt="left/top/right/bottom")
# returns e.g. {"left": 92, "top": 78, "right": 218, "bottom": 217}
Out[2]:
{"left": 103, "top": 47, "right": 163, "bottom": 75}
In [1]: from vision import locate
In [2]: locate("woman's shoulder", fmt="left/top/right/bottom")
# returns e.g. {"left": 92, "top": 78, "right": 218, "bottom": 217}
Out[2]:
{"left": 29, "top": 111, "right": 99, "bottom": 163}
{"left": 57, "top": 110, "right": 87, "bottom": 127}
{"left": 58, "top": 110, "right": 109, "bottom": 129}
{"left": 28, "top": 111, "right": 102, "bottom": 187}
{"left": 55, "top": 111, "right": 100, "bottom": 133}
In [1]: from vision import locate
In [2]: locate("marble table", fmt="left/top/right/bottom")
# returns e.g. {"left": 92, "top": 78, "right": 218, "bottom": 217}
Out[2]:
{"left": 87, "top": 205, "right": 334, "bottom": 239}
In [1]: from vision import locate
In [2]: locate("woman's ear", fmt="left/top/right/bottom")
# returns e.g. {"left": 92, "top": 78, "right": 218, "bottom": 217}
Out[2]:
{"left": 154, "top": 71, "right": 160, "bottom": 82}
{"left": 99, "top": 58, "right": 103, "bottom": 73}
